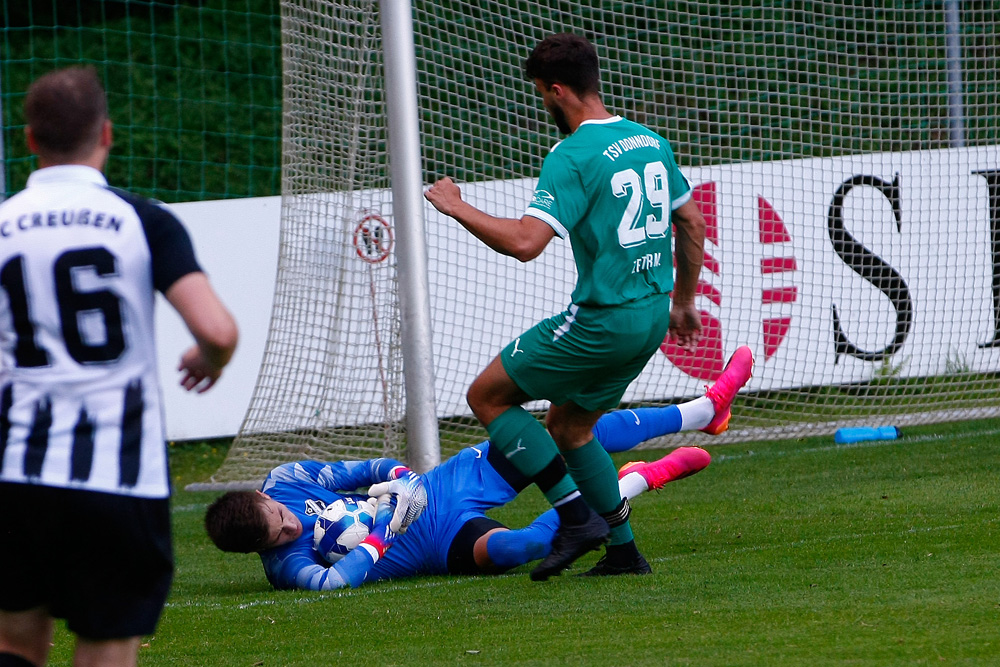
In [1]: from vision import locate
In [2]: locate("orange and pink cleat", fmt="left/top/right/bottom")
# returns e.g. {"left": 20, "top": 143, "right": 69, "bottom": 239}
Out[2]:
{"left": 701, "top": 345, "right": 754, "bottom": 435}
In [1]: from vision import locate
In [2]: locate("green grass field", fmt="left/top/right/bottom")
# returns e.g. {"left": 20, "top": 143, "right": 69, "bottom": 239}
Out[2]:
{"left": 46, "top": 419, "right": 1000, "bottom": 665}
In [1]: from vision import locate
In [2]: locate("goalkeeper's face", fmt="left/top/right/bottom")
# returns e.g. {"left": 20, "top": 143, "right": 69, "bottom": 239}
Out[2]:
{"left": 258, "top": 493, "right": 303, "bottom": 549}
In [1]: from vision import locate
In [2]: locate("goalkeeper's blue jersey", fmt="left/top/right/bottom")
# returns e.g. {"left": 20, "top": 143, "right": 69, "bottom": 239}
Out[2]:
{"left": 259, "top": 444, "right": 517, "bottom": 590}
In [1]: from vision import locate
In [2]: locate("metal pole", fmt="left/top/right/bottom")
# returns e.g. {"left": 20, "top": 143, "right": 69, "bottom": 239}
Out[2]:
{"left": 0, "top": 65, "right": 7, "bottom": 201}
{"left": 378, "top": 0, "right": 440, "bottom": 472}
{"left": 945, "top": 0, "right": 965, "bottom": 148}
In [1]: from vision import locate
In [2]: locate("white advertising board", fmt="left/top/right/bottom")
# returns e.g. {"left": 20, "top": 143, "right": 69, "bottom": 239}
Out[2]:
{"left": 156, "top": 144, "right": 1000, "bottom": 438}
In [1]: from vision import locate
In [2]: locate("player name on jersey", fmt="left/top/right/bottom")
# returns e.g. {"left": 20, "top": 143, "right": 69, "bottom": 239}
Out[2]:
{"left": 631, "top": 251, "right": 663, "bottom": 275}
{"left": 602, "top": 133, "right": 662, "bottom": 162}
{"left": 0, "top": 208, "right": 124, "bottom": 237}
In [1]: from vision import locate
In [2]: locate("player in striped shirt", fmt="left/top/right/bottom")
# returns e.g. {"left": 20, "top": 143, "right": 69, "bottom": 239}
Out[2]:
{"left": 0, "top": 66, "right": 238, "bottom": 667}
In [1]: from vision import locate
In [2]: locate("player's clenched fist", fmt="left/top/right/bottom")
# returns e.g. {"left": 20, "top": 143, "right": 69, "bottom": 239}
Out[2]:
{"left": 424, "top": 177, "right": 465, "bottom": 217}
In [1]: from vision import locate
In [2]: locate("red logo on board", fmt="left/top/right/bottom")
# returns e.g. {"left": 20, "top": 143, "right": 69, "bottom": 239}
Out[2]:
{"left": 661, "top": 182, "right": 797, "bottom": 380}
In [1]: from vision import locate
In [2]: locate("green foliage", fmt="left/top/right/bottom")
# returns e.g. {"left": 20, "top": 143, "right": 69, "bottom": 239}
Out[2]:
{"left": 44, "top": 418, "right": 1000, "bottom": 665}
{"left": 4, "top": 1, "right": 997, "bottom": 201}
{"left": 414, "top": 0, "right": 1000, "bottom": 185}
{"left": 944, "top": 349, "right": 972, "bottom": 375}
{"left": 0, "top": 0, "right": 282, "bottom": 202}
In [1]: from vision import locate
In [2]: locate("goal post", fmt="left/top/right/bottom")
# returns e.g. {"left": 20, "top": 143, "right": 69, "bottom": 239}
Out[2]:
{"left": 379, "top": 0, "right": 441, "bottom": 473}
{"left": 196, "top": 0, "right": 1000, "bottom": 488}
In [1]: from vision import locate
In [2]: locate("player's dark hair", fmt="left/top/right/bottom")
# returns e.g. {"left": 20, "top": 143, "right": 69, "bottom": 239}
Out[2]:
{"left": 24, "top": 66, "right": 108, "bottom": 160}
{"left": 204, "top": 491, "right": 270, "bottom": 553}
{"left": 524, "top": 33, "right": 601, "bottom": 95}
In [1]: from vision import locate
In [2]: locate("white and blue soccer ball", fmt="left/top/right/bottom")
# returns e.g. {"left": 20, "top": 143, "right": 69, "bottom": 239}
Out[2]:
{"left": 313, "top": 497, "right": 376, "bottom": 563}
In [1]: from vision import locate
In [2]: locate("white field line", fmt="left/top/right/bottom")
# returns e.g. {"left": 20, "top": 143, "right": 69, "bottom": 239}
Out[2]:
{"left": 168, "top": 427, "right": 996, "bottom": 609}
{"left": 172, "top": 425, "right": 999, "bottom": 516}
{"left": 165, "top": 519, "right": 987, "bottom": 610}
{"left": 709, "top": 425, "right": 1000, "bottom": 463}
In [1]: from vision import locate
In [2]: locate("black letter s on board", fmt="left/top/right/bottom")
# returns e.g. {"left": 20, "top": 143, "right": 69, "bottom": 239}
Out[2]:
{"left": 827, "top": 174, "right": 912, "bottom": 364}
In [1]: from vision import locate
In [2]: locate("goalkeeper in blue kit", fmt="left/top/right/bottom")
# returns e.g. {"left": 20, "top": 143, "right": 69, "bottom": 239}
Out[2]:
{"left": 205, "top": 358, "right": 751, "bottom": 591}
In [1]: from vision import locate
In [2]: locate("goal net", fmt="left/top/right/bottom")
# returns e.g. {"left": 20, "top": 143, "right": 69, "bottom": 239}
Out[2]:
{"left": 202, "top": 0, "right": 999, "bottom": 486}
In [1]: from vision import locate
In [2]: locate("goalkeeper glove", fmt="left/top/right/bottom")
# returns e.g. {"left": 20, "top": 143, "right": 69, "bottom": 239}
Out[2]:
{"left": 356, "top": 494, "right": 398, "bottom": 563}
{"left": 367, "top": 466, "right": 428, "bottom": 534}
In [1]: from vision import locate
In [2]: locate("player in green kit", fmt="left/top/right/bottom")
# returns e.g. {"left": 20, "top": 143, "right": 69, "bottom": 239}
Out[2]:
{"left": 425, "top": 33, "right": 710, "bottom": 580}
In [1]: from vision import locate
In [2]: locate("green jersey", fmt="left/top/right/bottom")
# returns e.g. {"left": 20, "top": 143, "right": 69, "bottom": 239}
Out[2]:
{"left": 524, "top": 116, "right": 692, "bottom": 307}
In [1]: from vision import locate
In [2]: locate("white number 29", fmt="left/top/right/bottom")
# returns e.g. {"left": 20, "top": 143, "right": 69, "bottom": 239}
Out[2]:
{"left": 611, "top": 161, "right": 670, "bottom": 248}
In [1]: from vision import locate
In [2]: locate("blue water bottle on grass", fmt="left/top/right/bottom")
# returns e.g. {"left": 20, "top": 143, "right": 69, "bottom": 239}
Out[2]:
{"left": 834, "top": 426, "right": 901, "bottom": 444}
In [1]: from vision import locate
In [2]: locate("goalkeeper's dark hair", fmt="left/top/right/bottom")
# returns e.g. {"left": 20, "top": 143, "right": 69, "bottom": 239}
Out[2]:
{"left": 524, "top": 33, "right": 601, "bottom": 96}
{"left": 204, "top": 490, "right": 270, "bottom": 553}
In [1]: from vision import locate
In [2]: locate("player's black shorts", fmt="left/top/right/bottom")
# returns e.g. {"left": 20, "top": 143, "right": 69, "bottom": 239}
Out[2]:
{"left": 446, "top": 516, "right": 507, "bottom": 575}
{"left": 0, "top": 482, "right": 173, "bottom": 639}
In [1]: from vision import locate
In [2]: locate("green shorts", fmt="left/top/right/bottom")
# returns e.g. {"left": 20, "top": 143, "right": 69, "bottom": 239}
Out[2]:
{"left": 500, "top": 294, "right": 671, "bottom": 412}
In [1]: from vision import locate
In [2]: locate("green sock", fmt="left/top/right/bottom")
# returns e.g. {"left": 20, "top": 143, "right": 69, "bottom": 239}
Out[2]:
{"left": 562, "top": 437, "right": 634, "bottom": 545}
{"left": 486, "top": 407, "right": 578, "bottom": 506}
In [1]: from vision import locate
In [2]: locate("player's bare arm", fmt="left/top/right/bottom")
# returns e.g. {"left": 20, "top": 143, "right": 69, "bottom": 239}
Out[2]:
{"left": 668, "top": 198, "right": 707, "bottom": 351}
{"left": 425, "top": 177, "right": 554, "bottom": 262}
{"left": 166, "top": 272, "right": 239, "bottom": 392}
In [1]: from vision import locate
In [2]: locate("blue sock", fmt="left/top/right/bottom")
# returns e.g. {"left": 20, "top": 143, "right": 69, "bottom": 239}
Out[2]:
{"left": 593, "top": 406, "right": 683, "bottom": 453}
{"left": 485, "top": 509, "right": 559, "bottom": 570}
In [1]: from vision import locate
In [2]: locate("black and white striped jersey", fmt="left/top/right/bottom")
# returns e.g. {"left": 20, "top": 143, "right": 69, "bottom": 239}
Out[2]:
{"left": 0, "top": 165, "right": 202, "bottom": 498}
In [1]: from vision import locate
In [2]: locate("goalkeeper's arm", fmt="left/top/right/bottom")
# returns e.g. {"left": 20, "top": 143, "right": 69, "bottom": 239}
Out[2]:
{"left": 273, "top": 497, "right": 399, "bottom": 591}
{"left": 282, "top": 460, "right": 426, "bottom": 534}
